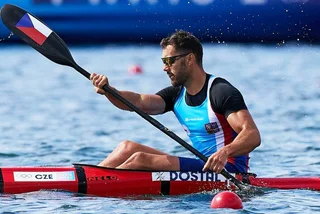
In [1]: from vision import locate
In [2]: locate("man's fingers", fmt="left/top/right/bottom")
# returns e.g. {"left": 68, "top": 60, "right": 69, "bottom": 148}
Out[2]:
{"left": 216, "top": 166, "right": 223, "bottom": 173}
{"left": 92, "top": 75, "right": 103, "bottom": 87}
{"left": 202, "top": 158, "right": 224, "bottom": 173}
{"left": 97, "top": 76, "right": 106, "bottom": 88}
{"left": 202, "top": 159, "right": 212, "bottom": 172}
{"left": 202, "top": 163, "right": 209, "bottom": 172}
{"left": 90, "top": 73, "right": 96, "bottom": 80}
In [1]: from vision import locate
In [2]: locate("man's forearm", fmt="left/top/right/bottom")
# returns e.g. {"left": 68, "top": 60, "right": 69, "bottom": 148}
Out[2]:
{"left": 104, "top": 86, "right": 142, "bottom": 111}
{"left": 224, "top": 129, "right": 261, "bottom": 157}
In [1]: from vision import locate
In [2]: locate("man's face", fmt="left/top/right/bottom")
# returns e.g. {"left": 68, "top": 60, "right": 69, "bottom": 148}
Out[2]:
{"left": 161, "top": 45, "right": 190, "bottom": 87}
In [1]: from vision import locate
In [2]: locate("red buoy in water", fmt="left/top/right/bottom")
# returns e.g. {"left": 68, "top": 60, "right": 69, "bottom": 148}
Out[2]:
{"left": 128, "top": 64, "right": 143, "bottom": 74}
{"left": 210, "top": 191, "right": 243, "bottom": 209}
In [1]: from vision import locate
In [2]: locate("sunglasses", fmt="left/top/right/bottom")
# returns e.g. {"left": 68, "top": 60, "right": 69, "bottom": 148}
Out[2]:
{"left": 161, "top": 53, "right": 190, "bottom": 67}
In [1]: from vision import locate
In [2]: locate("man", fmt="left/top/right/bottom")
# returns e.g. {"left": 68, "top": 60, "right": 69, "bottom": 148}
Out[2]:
{"left": 90, "top": 30, "right": 261, "bottom": 173}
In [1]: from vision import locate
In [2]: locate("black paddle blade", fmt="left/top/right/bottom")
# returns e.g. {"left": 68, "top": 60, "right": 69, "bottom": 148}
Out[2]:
{"left": 0, "top": 4, "right": 75, "bottom": 67}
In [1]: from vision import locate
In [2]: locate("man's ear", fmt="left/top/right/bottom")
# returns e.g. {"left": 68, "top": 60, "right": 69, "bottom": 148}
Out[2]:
{"left": 188, "top": 53, "right": 195, "bottom": 66}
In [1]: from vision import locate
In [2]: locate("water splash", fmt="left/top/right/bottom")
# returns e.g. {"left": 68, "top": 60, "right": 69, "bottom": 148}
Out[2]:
{"left": 0, "top": 32, "right": 14, "bottom": 42}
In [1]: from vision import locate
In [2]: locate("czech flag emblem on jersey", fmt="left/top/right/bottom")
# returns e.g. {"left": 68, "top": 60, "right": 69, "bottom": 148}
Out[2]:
{"left": 15, "top": 13, "right": 52, "bottom": 45}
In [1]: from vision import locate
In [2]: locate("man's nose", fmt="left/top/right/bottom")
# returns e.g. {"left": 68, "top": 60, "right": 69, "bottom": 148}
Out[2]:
{"left": 163, "top": 64, "right": 170, "bottom": 72}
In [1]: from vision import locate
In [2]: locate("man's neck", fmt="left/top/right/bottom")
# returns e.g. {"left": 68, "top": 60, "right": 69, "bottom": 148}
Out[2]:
{"left": 185, "top": 68, "right": 207, "bottom": 95}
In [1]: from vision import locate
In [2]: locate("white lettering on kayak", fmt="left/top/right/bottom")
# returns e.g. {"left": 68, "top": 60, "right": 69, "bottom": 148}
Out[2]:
{"left": 152, "top": 172, "right": 227, "bottom": 182}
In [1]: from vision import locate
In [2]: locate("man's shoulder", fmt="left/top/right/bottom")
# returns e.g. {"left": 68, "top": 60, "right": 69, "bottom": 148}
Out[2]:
{"left": 211, "top": 77, "right": 233, "bottom": 89}
{"left": 212, "top": 76, "right": 229, "bottom": 84}
{"left": 157, "top": 85, "right": 183, "bottom": 94}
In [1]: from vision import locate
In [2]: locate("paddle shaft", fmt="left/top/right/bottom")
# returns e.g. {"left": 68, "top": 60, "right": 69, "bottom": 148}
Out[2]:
{"left": 73, "top": 64, "right": 244, "bottom": 189}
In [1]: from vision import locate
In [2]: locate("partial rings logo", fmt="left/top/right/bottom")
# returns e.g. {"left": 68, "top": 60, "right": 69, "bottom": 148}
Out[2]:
{"left": 17, "top": 174, "right": 33, "bottom": 179}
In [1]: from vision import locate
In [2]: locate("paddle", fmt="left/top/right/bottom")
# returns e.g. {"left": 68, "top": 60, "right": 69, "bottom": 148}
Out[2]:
{"left": 0, "top": 4, "right": 256, "bottom": 192}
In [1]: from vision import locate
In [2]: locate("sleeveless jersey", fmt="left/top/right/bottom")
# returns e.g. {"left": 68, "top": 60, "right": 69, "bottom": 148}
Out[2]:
{"left": 173, "top": 75, "right": 248, "bottom": 171}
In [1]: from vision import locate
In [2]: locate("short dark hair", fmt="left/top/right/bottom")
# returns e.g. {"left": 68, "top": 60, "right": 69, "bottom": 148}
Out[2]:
{"left": 160, "top": 30, "right": 203, "bottom": 66}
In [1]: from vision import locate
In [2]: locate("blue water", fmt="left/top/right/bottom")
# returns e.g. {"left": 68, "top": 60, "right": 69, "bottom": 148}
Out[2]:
{"left": 0, "top": 43, "right": 320, "bottom": 213}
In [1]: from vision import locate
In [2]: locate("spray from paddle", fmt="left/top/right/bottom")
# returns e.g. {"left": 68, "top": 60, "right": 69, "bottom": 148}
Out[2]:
{"left": 0, "top": 31, "right": 14, "bottom": 42}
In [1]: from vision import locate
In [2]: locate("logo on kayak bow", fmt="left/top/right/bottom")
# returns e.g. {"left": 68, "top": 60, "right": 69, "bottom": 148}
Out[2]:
{"left": 13, "top": 171, "right": 75, "bottom": 182}
{"left": 87, "top": 175, "right": 118, "bottom": 181}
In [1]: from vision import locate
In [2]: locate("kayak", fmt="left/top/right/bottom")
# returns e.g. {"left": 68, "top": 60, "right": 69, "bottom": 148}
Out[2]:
{"left": 0, "top": 164, "right": 319, "bottom": 197}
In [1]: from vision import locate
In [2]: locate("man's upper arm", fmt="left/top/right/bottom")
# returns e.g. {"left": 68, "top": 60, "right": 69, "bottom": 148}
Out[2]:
{"left": 140, "top": 94, "right": 166, "bottom": 115}
{"left": 210, "top": 78, "right": 247, "bottom": 117}
{"left": 210, "top": 77, "right": 253, "bottom": 133}
{"left": 226, "top": 110, "right": 258, "bottom": 133}
{"left": 155, "top": 86, "right": 182, "bottom": 113}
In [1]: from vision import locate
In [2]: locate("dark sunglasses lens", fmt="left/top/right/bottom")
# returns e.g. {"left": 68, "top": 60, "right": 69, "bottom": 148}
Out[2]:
{"left": 168, "top": 57, "right": 175, "bottom": 65}
{"left": 162, "top": 55, "right": 182, "bottom": 66}
{"left": 162, "top": 58, "right": 171, "bottom": 66}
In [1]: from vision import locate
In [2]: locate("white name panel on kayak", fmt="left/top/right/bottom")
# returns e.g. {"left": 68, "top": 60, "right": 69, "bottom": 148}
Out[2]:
{"left": 152, "top": 172, "right": 227, "bottom": 182}
{"left": 13, "top": 171, "right": 76, "bottom": 182}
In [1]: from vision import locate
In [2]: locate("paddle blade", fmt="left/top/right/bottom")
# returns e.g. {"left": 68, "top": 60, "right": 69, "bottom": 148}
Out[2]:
{"left": 0, "top": 4, "right": 76, "bottom": 67}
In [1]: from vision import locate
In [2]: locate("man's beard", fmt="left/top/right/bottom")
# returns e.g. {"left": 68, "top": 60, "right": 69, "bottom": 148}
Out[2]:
{"left": 171, "top": 65, "right": 188, "bottom": 87}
